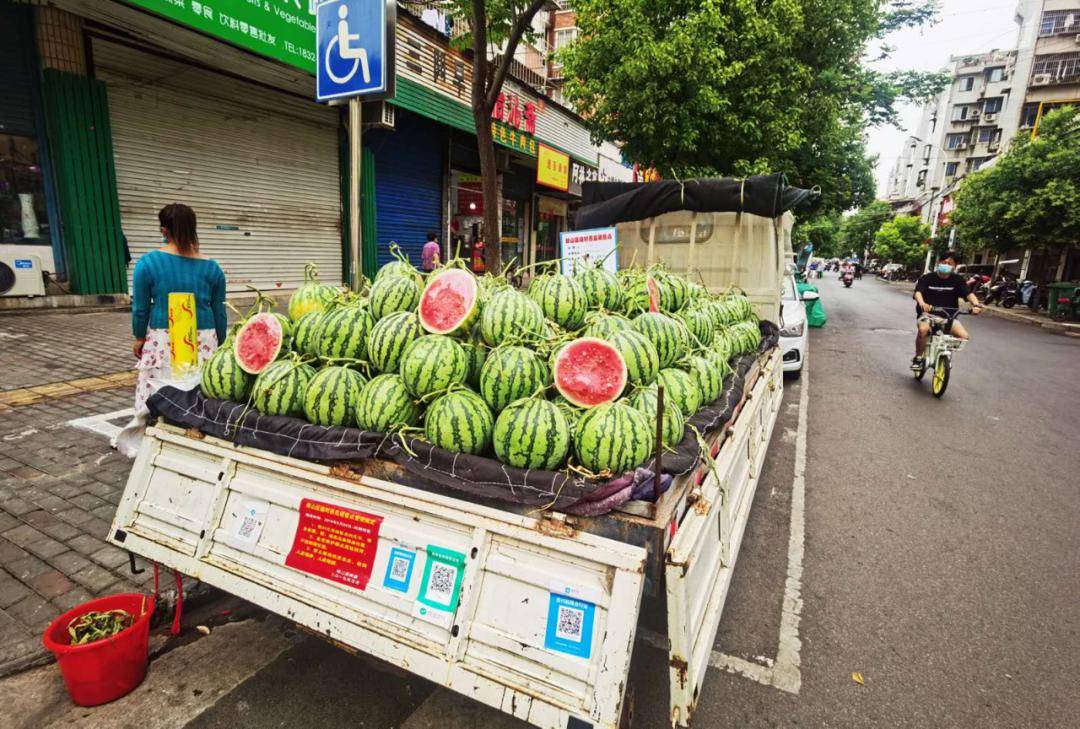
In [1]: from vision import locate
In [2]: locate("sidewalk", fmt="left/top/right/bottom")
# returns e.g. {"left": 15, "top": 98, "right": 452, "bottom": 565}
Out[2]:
{"left": 0, "top": 311, "right": 199, "bottom": 676}
{"left": 874, "top": 276, "right": 1080, "bottom": 335}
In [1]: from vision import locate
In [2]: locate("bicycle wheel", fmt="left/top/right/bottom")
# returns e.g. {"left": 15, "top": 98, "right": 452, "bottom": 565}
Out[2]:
{"left": 932, "top": 355, "right": 950, "bottom": 398}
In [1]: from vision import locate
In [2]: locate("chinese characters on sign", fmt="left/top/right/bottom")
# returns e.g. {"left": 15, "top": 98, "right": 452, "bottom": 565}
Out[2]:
{"left": 491, "top": 121, "right": 539, "bottom": 157}
{"left": 285, "top": 499, "right": 383, "bottom": 590}
{"left": 560, "top": 227, "right": 618, "bottom": 275}
{"left": 537, "top": 143, "right": 570, "bottom": 191}
{"left": 491, "top": 92, "right": 537, "bottom": 135}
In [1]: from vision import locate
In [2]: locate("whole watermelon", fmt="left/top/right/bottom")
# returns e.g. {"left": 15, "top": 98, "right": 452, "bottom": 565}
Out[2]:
{"left": 656, "top": 368, "right": 701, "bottom": 417}
{"left": 534, "top": 274, "right": 588, "bottom": 331}
{"left": 288, "top": 263, "right": 338, "bottom": 321}
{"left": 574, "top": 402, "right": 652, "bottom": 474}
{"left": 367, "top": 311, "right": 423, "bottom": 373}
{"left": 303, "top": 366, "right": 366, "bottom": 426}
{"left": 425, "top": 389, "right": 494, "bottom": 455}
{"left": 628, "top": 386, "right": 685, "bottom": 449}
{"left": 369, "top": 274, "right": 422, "bottom": 320}
{"left": 493, "top": 397, "right": 571, "bottom": 470}
{"left": 316, "top": 303, "right": 375, "bottom": 362}
{"left": 480, "top": 288, "right": 545, "bottom": 346}
{"left": 356, "top": 374, "right": 420, "bottom": 432}
{"left": 632, "top": 312, "right": 689, "bottom": 369}
{"left": 252, "top": 360, "right": 316, "bottom": 417}
{"left": 399, "top": 335, "right": 468, "bottom": 399}
{"left": 577, "top": 267, "right": 623, "bottom": 311}
{"left": 479, "top": 345, "right": 547, "bottom": 413}
{"left": 201, "top": 345, "right": 254, "bottom": 402}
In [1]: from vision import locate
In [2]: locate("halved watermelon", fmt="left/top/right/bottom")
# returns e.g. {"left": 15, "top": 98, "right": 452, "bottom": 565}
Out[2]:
{"left": 553, "top": 337, "right": 628, "bottom": 408}
{"left": 418, "top": 268, "right": 480, "bottom": 335}
{"left": 233, "top": 312, "right": 284, "bottom": 375}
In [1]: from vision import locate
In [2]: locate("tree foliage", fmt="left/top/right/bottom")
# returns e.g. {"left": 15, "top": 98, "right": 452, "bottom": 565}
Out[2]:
{"left": 873, "top": 215, "right": 930, "bottom": 265}
{"left": 951, "top": 107, "right": 1080, "bottom": 255}
{"left": 559, "top": 1, "right": 944, "bottom": 217}
{"left": 839, "top": 200, "right": 893, "bottom": 255}
{"left": 793, "top": 213, "right": 842, "bottom": 259}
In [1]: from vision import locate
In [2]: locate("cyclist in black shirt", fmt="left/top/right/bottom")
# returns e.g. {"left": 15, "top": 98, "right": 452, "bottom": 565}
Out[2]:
{"left": 911, "top": 251, "right": 983, "bottom": 370}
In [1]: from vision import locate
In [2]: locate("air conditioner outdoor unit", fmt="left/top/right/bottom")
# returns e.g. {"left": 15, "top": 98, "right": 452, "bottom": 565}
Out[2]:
{"left": 956, "top": 142, "right": 969, "bottom": 150}
{"left": 1032, "top": 73, "right": 1052, "bottom": 86}
{"left": 0, "top": 253, "right": 47, "bottom": 297}
{"left": 361, "top": 101, "right": 395, "bottom": 130}
{"left": 970, "top": 109, "right": 981, "bottom": 117}
{"left": 1074, "top": 33, "right": 1080, "bottom": 43}
{"left": 983, "top": 113, "right": 997, "bottom": 122}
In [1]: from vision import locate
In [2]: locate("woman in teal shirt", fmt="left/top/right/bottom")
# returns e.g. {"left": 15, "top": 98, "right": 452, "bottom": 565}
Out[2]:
{"left": 116, "top": 203, "right": 227, "bottom": 456}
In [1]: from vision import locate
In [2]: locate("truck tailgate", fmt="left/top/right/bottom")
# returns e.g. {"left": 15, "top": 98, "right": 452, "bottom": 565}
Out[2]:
{"left": 110, "top": 425, "right": 646, "bottom": 729}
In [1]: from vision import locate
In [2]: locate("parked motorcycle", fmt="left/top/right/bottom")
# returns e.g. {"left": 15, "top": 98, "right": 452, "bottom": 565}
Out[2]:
{"left": 986, "top": 277, "right": 1019, "bottom": 307}
{"left": 1018, "top": 280, "right": 1041, "bottom": 311}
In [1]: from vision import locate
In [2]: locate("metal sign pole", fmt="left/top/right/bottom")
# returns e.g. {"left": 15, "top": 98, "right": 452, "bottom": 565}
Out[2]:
{"left": 350, "top": 97, "right": 363, "bottom": 291}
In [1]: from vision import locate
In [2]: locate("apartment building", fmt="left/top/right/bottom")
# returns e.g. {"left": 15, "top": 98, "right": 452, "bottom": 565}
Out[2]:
{"left": 1015, "top": 0, "right": 1080, "bottom": 132}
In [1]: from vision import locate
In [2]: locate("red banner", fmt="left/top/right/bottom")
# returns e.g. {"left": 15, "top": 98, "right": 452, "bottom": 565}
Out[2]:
{"left": 285, "top": 499, "right": 383, "bottom": 590}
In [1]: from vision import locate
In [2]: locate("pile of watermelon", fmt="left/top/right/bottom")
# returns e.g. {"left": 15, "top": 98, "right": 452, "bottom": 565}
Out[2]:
{"left": 201, "top": 256, "right": 762, "bottom": 479}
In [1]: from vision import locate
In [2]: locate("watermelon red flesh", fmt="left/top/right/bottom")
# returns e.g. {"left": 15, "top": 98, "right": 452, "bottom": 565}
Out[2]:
{"left": 419, "top": 269, "right": 479, "bottom": 334}
{"left": 647, "top": 277, "right": 661, "bottom": 313}
{"left": 553, "top": 337, "right": 628, "bottom": 408}
{"left": 234, "top": 312, "right": 284, "bottom": 375}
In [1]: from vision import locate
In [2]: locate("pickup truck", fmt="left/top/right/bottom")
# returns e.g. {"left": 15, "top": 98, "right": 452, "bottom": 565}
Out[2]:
{"left": 108, "top": 208, "right": 791, "bottom": 728}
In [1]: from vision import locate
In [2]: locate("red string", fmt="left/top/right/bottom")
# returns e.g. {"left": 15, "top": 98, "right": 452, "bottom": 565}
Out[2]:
{"left": 151, "top": 561, "right": 183, "bottom": 636}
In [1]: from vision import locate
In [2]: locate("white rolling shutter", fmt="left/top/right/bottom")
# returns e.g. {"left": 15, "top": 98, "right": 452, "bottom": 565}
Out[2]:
{"left": 94, "top": 40, "right": 342, "bottom": 294}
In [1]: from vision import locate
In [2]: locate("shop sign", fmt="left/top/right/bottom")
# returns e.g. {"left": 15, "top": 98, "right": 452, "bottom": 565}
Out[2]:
{"left": 492, "top": 121, "right": 539, "bottom": 157}
{"left": 560, "top": 227, "right": 618, "bottom": 276}
{"left": 491, "top": 91, "right": 537, "bottom": 135}
{"left": 537, "top": 144, "right": 570, "bottom": 191}
{"left": 124, "top": 0, "right": 319, "bottom": 73}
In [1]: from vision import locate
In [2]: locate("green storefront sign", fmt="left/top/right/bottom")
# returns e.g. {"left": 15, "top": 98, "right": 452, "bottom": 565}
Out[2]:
{"left": 124, "top": 0, "right": 317, "bottom": 73}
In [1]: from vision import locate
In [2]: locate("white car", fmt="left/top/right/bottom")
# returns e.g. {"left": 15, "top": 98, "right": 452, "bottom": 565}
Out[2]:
{"left": 780, "top": 274, "right": 814, "bottom": 377}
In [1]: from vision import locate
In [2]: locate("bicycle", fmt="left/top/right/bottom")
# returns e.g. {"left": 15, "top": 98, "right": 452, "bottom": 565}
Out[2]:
{"left": 913, "top": 306, "right": 975, "bottom": 398}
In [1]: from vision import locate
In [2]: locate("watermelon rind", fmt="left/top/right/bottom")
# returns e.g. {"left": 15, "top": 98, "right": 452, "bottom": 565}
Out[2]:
{"left": 369, "top": 274, "right": 422, "bottom": 321}
{"left": 479, "top": 345, "right": 548, "bottom": 413}
{"left": 573, "top": 402, "right": 652, "bottom": 474}
{"left": 607, "top": 329, "right": 659, "bottom": 387}
{"left": 200, "top": 346, "right": 254, "bottom": 402}
{"left": 418, "top": 268, "right": 480, "bottom": 335}
{"left": 536, "top": 274, "right": 588, "bottom": 331}
{"left": 631, "top": 312, "right": 689, "bottom": 369}
{"left": 628, "top": 387, "right": 685, "bottom": 449}
{"left": 367, "top": 311, "right": 423, "bottom": 374}
{"left": 493, "top": 398, "right": 571, "bottom": 470}
{"left": 288, "top": 263, "right": 338, "bottom": 321}
{"left": 480, "top": 289, "right": 545, "bottom": 346}
{"left": 425, "top": 389, "right": 494, "bottom": 455}
{"left": 234, "top": 312, "right": 285, "bottom": 375}
{"left": 577, "top": 267, "right": 624, "bottom": 311}
{"left": 552, "top": 337, "right": 628, "bottom": 409}
{"left": 316, "top": 304, "right": 375, "bottom": 362}
{"left": 656, "top": 368, "right": 702, "bottom": 417}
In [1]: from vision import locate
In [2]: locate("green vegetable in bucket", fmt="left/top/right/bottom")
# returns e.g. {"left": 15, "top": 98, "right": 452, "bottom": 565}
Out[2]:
{"left": 68, "top": 609, "right": 134, "bottom": 645}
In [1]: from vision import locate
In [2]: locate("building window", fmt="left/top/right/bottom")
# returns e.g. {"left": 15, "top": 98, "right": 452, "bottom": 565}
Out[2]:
{"left": 958, "top": 75, "right": 975, "bottom": 91}
{"left": 976, "top": 127, "right": 997, "bottom": 143}
{"left": 554, "top": 27, "right": 577, "bottom": 52}
{"left": 945, "top": 133, "right": 968, "bottom": 149}
{"left": 922, "top": 144, "right": 931, "bottom": 162}
{"left": 944, "top": 161, "right": 959, "bottom": 178}
{"left": 1033, "top": 52, "right": 1080, "bottom": 80}
{"left": 1021, "top": 102, "right": 1040, "bottom": 128}
{"left": 982, "top": 97, "right": 1003, "bottom": 114}
{"left": 1039, "top": 10, "right": 1079, "bottom": 36}
{"left": 986, "top": 67, "right": 1006, "bottom": 83}
{"left": 0, "top": 135, "right": 52, "bottom": 248}
{"left": 951, "top": 104, "right": 973, "bottom": 121}
{"left": 916, "top": 169, "right": 927, "bottom": 188}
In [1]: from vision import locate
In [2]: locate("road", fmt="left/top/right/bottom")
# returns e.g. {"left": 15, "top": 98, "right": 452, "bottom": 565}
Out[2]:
{"left": 4, "top": 276, "right": 1078, "bottom": 728}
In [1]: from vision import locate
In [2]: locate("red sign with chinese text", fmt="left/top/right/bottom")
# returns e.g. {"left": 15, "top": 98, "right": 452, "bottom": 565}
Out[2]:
{"left": 491, "top": 91, "right": 537, "bottom": 135}
{"left": 285, "top": 499, "right": 383, "bottom": 590}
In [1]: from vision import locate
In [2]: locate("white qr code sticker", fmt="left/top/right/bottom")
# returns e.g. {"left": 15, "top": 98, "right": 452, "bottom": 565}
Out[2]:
{"left": 390, "top": 556, "right": 410, "bottom": 582}
{"left": 229, "top": 498, "right": 268, "bottom": 551}
{"left": 555, "top": 605, "right": 585, "bottom": 642}
{"left": 425, "top": 563, "right": 458, "bottom": 607}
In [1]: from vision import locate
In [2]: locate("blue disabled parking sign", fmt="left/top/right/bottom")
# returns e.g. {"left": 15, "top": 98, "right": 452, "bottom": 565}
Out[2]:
{"left": 316, "top": 0, "right": 396, "bottom": 102}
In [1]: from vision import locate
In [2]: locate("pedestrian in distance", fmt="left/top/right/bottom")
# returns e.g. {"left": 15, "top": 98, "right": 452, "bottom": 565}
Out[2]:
{"left": 421, "top": 231, "right": 441, "bottom": 273}
{"left": 114, "top": 203, "right": 228, "bottom": 457}
{"left": 911, "top": 251, "right": 983, "bottom": 371}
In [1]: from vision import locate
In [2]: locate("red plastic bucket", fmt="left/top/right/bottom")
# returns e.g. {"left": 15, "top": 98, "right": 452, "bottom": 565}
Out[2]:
{"left": 42, "top": 593, "right": 155, "bottom": 707}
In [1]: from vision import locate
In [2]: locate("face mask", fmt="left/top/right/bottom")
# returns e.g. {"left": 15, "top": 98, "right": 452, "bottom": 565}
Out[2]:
{"left": 936, "top": 264, "right": 953, "bottom": 275}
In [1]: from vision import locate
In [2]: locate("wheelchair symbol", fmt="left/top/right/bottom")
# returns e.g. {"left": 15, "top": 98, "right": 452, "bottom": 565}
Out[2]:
{"left": 325, "top": 4, "right": 370, "bottom": 85}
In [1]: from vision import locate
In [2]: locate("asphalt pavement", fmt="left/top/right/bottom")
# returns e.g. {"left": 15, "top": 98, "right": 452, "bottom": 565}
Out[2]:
{"left": 3, "top": 276, "right": 1077, "bottom": 728}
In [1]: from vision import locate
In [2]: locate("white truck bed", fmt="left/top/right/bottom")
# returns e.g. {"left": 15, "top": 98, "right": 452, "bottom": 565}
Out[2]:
{"left": 108, "top": 347, "right": 783, "bottom": 728}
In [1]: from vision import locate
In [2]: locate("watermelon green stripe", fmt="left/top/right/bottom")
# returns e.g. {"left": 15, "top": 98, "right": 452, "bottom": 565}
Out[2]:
{"left": 537, "top": 274, "right": 587, "bottom": 330}
{"left": 400, "top": 335, "right": 468, "bottom": 398}
{"left": 608, "top": 329, "right": 659, "bottom": 386}
{"left": 425, "top": 389, "right": 493, "bottom": 454}
{"left": 573, "top": 402, "right": 651, "bottom": 474}
{"left": 303, "top": 366, "right": 365, "bottom": 426}
{"left": 369, "top": 274, "right": 421, "bottom": 320}
{"left": 494, "top": 397, "right": 570, "bottom": 470}
{"left": 479, "top": 345, "right": 546, "bottom": 413}
{"left": 357, "top": 374, "right": 420, "bottom": 431}
{"left": 200, "top": 346, "right": 253, "bottom": 402}
{"left": 656, "top": 368, "right": 701, "bottom": 417}
{"left": 367, "top": 311, "right": 422, "bottom": 373}
{"left": 316, "top": 305, "right": 374, "bottom": 361}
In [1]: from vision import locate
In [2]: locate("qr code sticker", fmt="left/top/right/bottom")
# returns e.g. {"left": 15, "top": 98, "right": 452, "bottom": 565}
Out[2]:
{"left": 390, "top": 556, "right": 410, "bottom": 582}
{"left": 426, "top": 563, "right": 458, "bottom": 606}
{"left": 555, "top": 605, "right": 585, "bottom": 642}
{"left": 237, "top": 514, "right": 259, "bottom": 541}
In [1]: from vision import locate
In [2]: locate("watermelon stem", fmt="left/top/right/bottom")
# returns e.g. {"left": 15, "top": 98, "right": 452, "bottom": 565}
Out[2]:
{"left": 687, "top": 424, "right": 719, "bottom": 484}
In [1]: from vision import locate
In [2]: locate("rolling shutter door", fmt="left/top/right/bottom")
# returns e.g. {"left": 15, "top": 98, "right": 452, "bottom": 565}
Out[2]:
{"left": 93, "top": 40, "right": 342, "bottom": 293}
{"left": 368, "top": 111, "right": 444, "bottom": 269}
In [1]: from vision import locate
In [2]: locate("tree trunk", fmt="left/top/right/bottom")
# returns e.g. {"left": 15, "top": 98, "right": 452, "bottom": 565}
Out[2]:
{"left": 475, "top": 107, "right": 501, "bottom": 274}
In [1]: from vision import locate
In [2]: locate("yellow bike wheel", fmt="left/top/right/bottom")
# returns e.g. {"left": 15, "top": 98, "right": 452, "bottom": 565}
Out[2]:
{"left": 932, "top": 355, "right": 950, "bottom": 398}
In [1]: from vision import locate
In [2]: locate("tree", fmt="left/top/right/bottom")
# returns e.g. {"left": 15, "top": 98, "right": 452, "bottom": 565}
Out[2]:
{"left": 873, "top": 215, "right": 929, "bottom": 266}
{"left": 559, "top": 1, "right": 944, "bottom": 217}
{"left": 793, "top": 213, "right": 842, "bottom": 259}
{"left": 951, "top": 106, "right": 1080, "bottom": 256}
{"left": 447, "top": 1, "right": 547, "bottom": 273}
{"left": 839, "top": 200, "right": 893, "bottom": 256}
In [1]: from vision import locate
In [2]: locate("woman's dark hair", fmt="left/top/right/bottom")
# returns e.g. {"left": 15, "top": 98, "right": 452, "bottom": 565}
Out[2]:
{"left": 159, "top": 203, "right": 199, "bottom": 253}
{"left": 943, "top": 250, "right": 960, "bottom": 263}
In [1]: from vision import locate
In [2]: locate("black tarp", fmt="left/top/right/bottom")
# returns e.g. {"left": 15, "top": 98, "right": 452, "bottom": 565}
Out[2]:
{"left": 576, "top": 173, "right": 816, "bottom": 230}
{"left": 147, "top": 322, "right": 779, "bottom": 514}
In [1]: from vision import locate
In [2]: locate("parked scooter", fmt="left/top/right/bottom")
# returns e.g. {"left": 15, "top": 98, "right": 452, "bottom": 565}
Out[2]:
{"left": 985, "top": 277, "right": 1019, "bottom": 307}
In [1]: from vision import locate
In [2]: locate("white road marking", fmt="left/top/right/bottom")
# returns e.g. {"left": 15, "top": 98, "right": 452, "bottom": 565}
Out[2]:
{"left": 67, "top": 408, "right": 134, "bottom": 441}
{"left": 641, "top": 359, "right": 811, "bottom": 695}
{"left": 2, "top": 428, "right": 39, "bottom": 442}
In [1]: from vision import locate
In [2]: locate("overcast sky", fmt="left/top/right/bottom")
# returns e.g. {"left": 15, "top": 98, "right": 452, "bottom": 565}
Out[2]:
{"left": 866, "top": 0, "right": 1021, "bottom": 196}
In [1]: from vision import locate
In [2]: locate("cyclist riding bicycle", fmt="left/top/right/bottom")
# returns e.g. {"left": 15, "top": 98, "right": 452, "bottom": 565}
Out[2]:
{"left": 911, "top": 251, "right": 983, "bottom": 371}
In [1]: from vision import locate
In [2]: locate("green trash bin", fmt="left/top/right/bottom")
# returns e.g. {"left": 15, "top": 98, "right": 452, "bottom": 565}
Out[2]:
{"left": 1047, "top": 282, "right": 1079, "bottom": 319}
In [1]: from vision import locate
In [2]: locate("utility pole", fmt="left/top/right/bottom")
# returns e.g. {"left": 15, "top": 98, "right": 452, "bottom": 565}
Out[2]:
{"left": 349, "top": 97, "right": 363, "bottom": 291}
{"left": 923, "top": 185, "right": 940, "bottom": 274}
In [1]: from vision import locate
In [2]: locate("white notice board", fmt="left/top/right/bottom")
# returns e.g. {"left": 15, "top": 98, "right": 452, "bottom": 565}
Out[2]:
{"left": 560, "top": 228, "right": 618, "bottom": 275}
